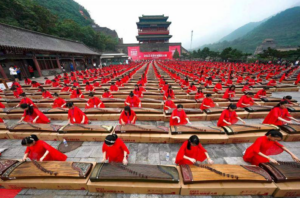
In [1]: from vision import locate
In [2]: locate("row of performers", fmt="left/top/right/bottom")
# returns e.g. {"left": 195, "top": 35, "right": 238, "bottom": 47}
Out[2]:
{"left": 20, "top": 130, "right": 300, "bottom": 169}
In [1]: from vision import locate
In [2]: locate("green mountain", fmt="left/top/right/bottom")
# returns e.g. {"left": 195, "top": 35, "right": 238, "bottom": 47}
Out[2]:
{"left": 202, "top": 7, "right": 300, "bottom": 53}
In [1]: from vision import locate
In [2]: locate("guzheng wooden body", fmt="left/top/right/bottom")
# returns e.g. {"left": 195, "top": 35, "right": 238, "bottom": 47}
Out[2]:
{"left": 165, "top": 108, "right": 203, "bottom": 115}
{"left": 222, "top": 124, "right": 279, "bottom": 135}
{"left": 170, "top": 125, "right": 224, "bottom": 135}
{"left": 58, "top": 124, "right": 113, "bottom": 133}
{"left": 0, "top": 123, "right": 7, "bottom": 130}
{"left": 204, "top": 107, "right": 244, "bottom": 114}
{"left": 100, "top": 98, "right": 125, "bottom": 103}
{"left": 180, "top": 164, "right": 272, "bottom": 184}
{"left": 9, "top": 123, "right": 61, "bottom": 132}
{"left": 42, "top": 108, "right": 69, "bottom": 114}
{"left": 260, "top": 161, "right": 300, "bottom": 182}
{"left": 275, "top": 84, "right": 298, "bottom": 88}
{"left": 114, "top": 124, "right": 169, "bottom": 134}
{"left": 1, "top": 161, "right": 93, "bottom": 181}
{"left": 229, "top": 97, "right": 261, "bottom": 102}
{"left": 279, "top": 124, "right": 300, "bottom": 134}
{"left": 3, "top": 108, "right": 24, "bottom": 114}
{"left": 244, "top": 105, "right": 273, "bottom": 112}
{"left": 131, "top": 107, "right": 163, "bottom": 114}
{"left": 90, "top": 163, "right": 179, "bottom": 183}
{"left": 287, "top": 106, "right": 300, "bottom": 112}
{"left": 83, "top": 108, "right": 122, "bottom": 114}
{"left": 172, "top": 99, "right": 197, "bottom": 103}
{"left": 261, "top": 97, "right": 298, "bottom": 103}
{"left": 0, "top": 160, "right": 18, "bottom": 175}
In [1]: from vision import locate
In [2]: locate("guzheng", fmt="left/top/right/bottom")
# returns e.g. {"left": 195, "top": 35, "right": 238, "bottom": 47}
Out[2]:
{"left": 261, "top": 97, "right": 298, "bottom": 103}
{"left": 165, "top": 108, "right": 203, "bottom": 115}
{"left": 132, "top": 107, "right": 163, "bottom": 114}
{"left": 9, "top": 123, "right": 61, "bottom": 132}
{"left": 1, "top": 161, "right": 93, "bottom": 181}
{"left": 244, "top": 105, "right": 273, "bottom": 112}
{"left": 100, "top": 98, "right": 125, "bottom": 103}
{"left": 204, "top": 107, "right": 245, "bottom": 114}
{"left": 222, "top": 124, "right": 279, "bottom": 135}
{"left": 170, "top": 125, "right": 224, "bottom": 135}
{"left": 172, "top": 99, "right": 197, "bottom": 103}
{"left": 180, "top": 164, "right": 272, "bottom": 184}
{"left": 140, "top": 98, "right": 163, "bottom": 103}
{"left": 58, "top": 124, "right": 113, "bottom": 133}
{"left": 279, "top": 124, "right": 300, "bottom": 134}
{"left": 287, "top": 106, "right": 300, "bottom": 112}
{"left": 36, "top": 98, "right": 55, "bottom": 103}
{"left": 0, "top": 160, "right": 18, "bottom": 175}
{"left": 83, "top": 108, "right": 122, "bottom": 114}
{"left": 90, "top": 163, "right": 179, "bottom": 183}
{"left": 3, "top": 108, "right": 23, "bottom": 114}
{"left": 42, "top": 108, "right": 69, "bottom": 114}
{"left": 260, "top": 161, "right": 300, "bottom": 182}
{"left": 229, "top": 97, "right": 261, "bottom": 102}
{"left": 66, "top": 98, "right": 88, "bottom": 103}
{"left": 114, "top": 124, "right": 169, "bottom": 134}
{"left": 275, "top": 84, "right": 298, "bottom": 88}
{"left": 0, "top": 123, "right": 7, "bottom": 130}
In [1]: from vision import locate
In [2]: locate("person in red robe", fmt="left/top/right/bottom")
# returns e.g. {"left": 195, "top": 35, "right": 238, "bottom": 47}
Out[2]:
{"left": 0, "top": 101, "right": 5, "bottom": 108}
{"left": 217, "top": 104, "right": 246, "bottom": 127}
{"left": 19, "top": 104, "right": 50, "bottom": 123}
{"left": 242, "top": 82, "right": 252, "bottom": 93}
{"left": 61, "top": 84, "right": 71, "bottom": 92}
{"left": 101, "top": 134, "right": 130, "bottom": 165}
{"left": 109, "top": 82, "right": 119, "bottom": 92}
{"left": 267, "top": 79, "right": 277, "bottom": 86}
{"left": 52, "top": 93, "right": 66, "bottom": 108}
{"left": 85, "top": 82, "right": 95, "bottom": 92}
{"left": 22, "top": 134, "right": 67, "bottom": 161}
{"left": 66, "top": 102, "right": 89, "bottom": 124}
{"left": 254, "top": 87, "right": 269, "bottom": 99}
{"left": 93, "top": 80, "right": 101, "bottom": 87}
{"left": 70, "top": 87, "right": 84, "bottom": 98}
{"left": 281, "top": 95, "right": 298, "bottom": 107}
{"left": 85, "top": 92, "right": 105, "bottom": 109}
{"left": 133, "top": 85, "right": 143, "bottom": 98}
{"left": 164, "top": 96, "right": 176, "bottom": 110}
{"left": 125, "top": 92, "right": 141, "bottom": 107}
{"left": 170, "top": 104, "right": 191, "bottom": 126}
{"left": 102, "top": 88, "right": 113, "bottom": 98}
{"left": 51, "top": 80, "right": 61, "bottom": 88}
{"left": 11, "top": 85, "right": 23, "bottom": 98}
{"left": 200, "top": 94, "right": 218, "bottom": 110}
{"left": 164, "top": 86, "right": 175, "bottom": 100}
{"left": 195, "top": 88, "right": 204, "bottom": 102}
{"left": 175, "top": 135, "right": 213, "bottom": 165}
{"left": 15, "top": 93, "right": 37, "bottom": 108}
{"left": 263, "top": 101, "right": 300, "bottom": 126}
{"left": 213, "top": 80, "right": 223, "bottom": 93}
{"left": 236, "top": 92, "right": 260, "bottom": 108}
{"left": 119, "top": 106, "right": 137, "bottom": 125}
{"left": 186, "top": 83, "right": 197, "bottom": 94}
{"left": 116, "top": 79, "right": 123, "bottom": 87}
{"left": 44, "top": 78, "right": 52, "bottom": 85}
{"left": 222, "top": 85, "right": 236, "bottom": 99}
{"left": 41, "top": 88, "right": 53, "bottom": 99}
{"left": 24, "top": 77, "right": 32, "bottom": 85}
{"left": 279, "top": 72, "right": 287, "bottom": 83}
{"left": 243, "top": 130, "right": 300, "bottom": 166}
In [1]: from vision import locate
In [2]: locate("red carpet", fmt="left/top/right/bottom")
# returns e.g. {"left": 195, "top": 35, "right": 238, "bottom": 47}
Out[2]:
{"left": 0, "top": 189, "right": 22, "bottom": 198}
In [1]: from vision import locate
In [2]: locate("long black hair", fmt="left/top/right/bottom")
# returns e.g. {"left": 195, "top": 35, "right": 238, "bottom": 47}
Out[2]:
{"left": 21, "top": 134, "right": 39, "bottom": 146}
{"left": 66, "top": 101, "right": 74, "bottom": 108}
{"left": 129, "top": 91, "right": 134, "bottom": 97}
{"left": 177, "top": 104, "right": 183, "bottom": 109}
{"left": 274, "top": 100, "right": 288, "bottom": 108}
{"left": 265, "top": 130, "right": 283, "bottom": 140}
{"left": 134, "top": 84, "right": 140, "bottom": 91}
{"left": 227, "top": 103, "right": 237, "bottom": 110}
{"left": 124, "top": 106, "right": 131, "bottom": 116}
{"left": 229, "top": 85, "right": 236, "bottom": 91}
{"left": 187, "top": 135, "right": 200, "bottom": 150}
{"left": 197, "top": 87, "right": 203, "bottom": 93}
{"left": 20, "top": 103, "right": 34, "bottom": 115}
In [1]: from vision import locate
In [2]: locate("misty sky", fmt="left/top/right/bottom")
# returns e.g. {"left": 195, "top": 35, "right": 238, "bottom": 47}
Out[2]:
{"left": 75, "top": 0, "right": 300, "bottom": 49}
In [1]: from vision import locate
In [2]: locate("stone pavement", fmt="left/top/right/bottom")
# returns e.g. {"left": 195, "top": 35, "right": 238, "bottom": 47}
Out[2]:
{"left": 0, "top": 91, "right": 299, "bottom": 198}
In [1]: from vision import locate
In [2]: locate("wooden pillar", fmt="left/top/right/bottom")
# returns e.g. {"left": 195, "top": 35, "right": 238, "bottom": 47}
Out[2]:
{"left": 0, "top": 64, "right": 8, "bottom": 81}
{"left": 33, "top": 56, "right": 42, "bottom": 77}
{"left": 56, "top": 57, "right": 61, "bottom": 68}
{"left": 72, "top": 58, "right": 76, "bottom": 70}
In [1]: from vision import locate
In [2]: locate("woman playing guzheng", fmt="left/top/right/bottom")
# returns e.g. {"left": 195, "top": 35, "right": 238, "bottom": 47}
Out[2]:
{"left": 236, "top": 92, "right": 261, "bottom": 108}
{"left": 263, "top": 101, "right": 300, "bottom": 126}
{"left": 170, "top": 104, "right": 191, "bottom": 126}
{"left": 15, "top": 93, "right": 37, "bottom": 108}
{"left": 281, "top": 95, "right": 298, "bottom": 107}
{"left": 86, "top": 92, "right": 105, "bottom": 109}
{"left": 222, "top": 85, "right": 236, "bottom": 99}
{"left": 66, "top": 102, "right": 89, "bottom": 124}
{"left": 200, "top": 94, "right": 218, "bottom": 110}
{"left": 243, "top": 130, "right": 300, "bottom": 165}
{"left": 176, "top": 135, "right": 213, "bottom": 165}
{"left": 119, "top": 106, "right": 137, "bottom": 125}
{"left": 41, "top": 88, "right": 53, "bottom": 99}
{"left": 164, "top": 96, "right": 176, "bottom": 110}
{"left": 254, "top": 87, "right": 269, "bottom": 99}
{"left": 217, "top": 104, "right": 246, "bottom": 127}
{"left": 22, "top": 134, "right": 67, "bottom": 162}
{"left": 195, "top": 87, "right": 204, "bottom": 102}
{"left": 102, "top": 134, "right": 130, "bottom": 165}
{"left": 70, "top": 87, "right": 84, "bottom": 99}
{"left": 213, "top": 80, "right": 223, "bottom": 93}
{"left": 19, "top": 104, "right": 50, "bottom": 124}
{"left": 52, "top": 93, "right": 66, "bottom": 108}
{"left": 102, "top": 88, "right": 114, "bottom": 98}
{"left": 125, "top": 92, "right": 141, "bottom": 108}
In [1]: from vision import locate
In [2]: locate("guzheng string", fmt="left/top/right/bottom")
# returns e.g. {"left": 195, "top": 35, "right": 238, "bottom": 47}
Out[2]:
{"left": 110, "top": 163, "right": 148, "bottom": 179}
{"left": 32, "top": 160, "right": 58, "bottom": 176}
{"left": 73, "top": 124, "right": 92, "bottom": 130}
{"left": 195, "top": 164, "right": 239, "bottom": 180}
{"left": 122, "top": 124, "right": 151, "bottom": 131}
{"left": 233, "top": 124, "right": 261, "bottom": 129}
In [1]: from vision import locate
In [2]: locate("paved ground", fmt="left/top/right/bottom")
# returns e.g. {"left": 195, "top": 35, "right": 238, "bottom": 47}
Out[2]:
{"left": 0, "top": 92, "right": 299, "bottom": 197}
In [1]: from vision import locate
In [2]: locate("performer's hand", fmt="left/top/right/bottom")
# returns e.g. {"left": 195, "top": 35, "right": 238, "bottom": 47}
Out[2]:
{"left": 292, "top": 155, "right": 300, "bottom": 163}
{"left": 177, "top": 118, "right": 181, "bottom": 123}
{"left": 33, "top": 119, "right": 37, "bottom": 123}
{"left": 101, "top": 158, "right": 106, "bottom": 163}
{"left": 242, "top": 121, "right": 246, "bottom": 125}
{"left": 189, "top": 158, "right": 196, "bottom": 164}
{"left": 123, "top": 158, "right": 128, "bottom": 166}
{"left": 269, "top": 158, "right": 279, "bottom": 165}
{"left": 22, "top": 157, "right": 27, "bottom": 162}
{"left": 39, "top": 157, "right": 44, "bottom": 162}
{"left": 207, "top": 158, "right": 214, "bottom": 165}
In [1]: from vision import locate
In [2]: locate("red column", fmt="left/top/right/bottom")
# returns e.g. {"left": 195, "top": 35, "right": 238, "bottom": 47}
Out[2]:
{"left": 0, "top": 64, "right": 8, "bottom": 80}
{"left": 33, "top": 56, "right": 42, "bottom": 77}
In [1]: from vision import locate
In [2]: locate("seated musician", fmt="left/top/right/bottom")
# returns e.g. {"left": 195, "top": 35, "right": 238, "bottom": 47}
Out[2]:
{"left": 164, "top": 86, "right": 175, "bottom": 100}
{"left": 11, "top": 79, "right": 21, "bottom": 88}
{"left": 24, "top": 77, "right": 32, "bottom": 85}
{"left": 200, "top": 94, "right": 218, "bottom": 110}
{"left": 138, "top": 83, "right": 146, "bottom": 92}
{"left": 63, "top": 77, "right": 70, "bottom": 85}
{"left": 109, "top": 82, "right": 119, "bottom": 92}
{"left": 125, "top": 92, "right": 141, "bottom": 108}
{"left": 248, "top": 76, "right": 256, "bottom": 86}
{"left": 217, "top": 104, "right": 246, "bottom": 127}
{"left": 164, "top": 96, "right": 176, "bottom": 110}
{"left": 51, "top": 79, "right": 61, "bottom": 88}
{"left": 52, "top": 93, "right": 66, "bottom": 108}
{"left": 263, "top": 101, "right": 300, "bottom": 126}
{"left": 31, "top": 81, "right": 41, "bottom": 88}
{"left": 170, "top": 104, "right": 191, "bottom": 127}
{"left": 282, "top": 95, "right": 298, "bottom": 107}
{"left": 102, "top": 88, "right": 113, "bottom": 98}
{"left": 242, "top": 82, "right": 251, "bottom": 93}
{"left": 243, "top": 130, "right": 300, "bottom": 166}
{"left": 222, "top": 85, "right": 236, "bottom": 99}
{"left": 61, "top": 84, "right": 71, "bottom": 92}
{"left": 254, "top": 87, "right": 269, "bottom": 99}
{"left": 86, "top": 92, "right": 105, "bottom": 109}
{"left": 72, "top": 80, "right": 80, "bottom": 87}
{"left": 213, "top": 80, "right": 223, "bottom": 93}
{"left": 41, "top": 88, "right": 53, "bottom": 99}
{"left": 11, "top": 85, "right": 23, "bottom": 98}
{"left": 0, "top": 100, "right": 5, "bottom": 108}
{"left": 186, "top": 83, "right": 197, "bottom": 94}
{"left": 225, "top": 77, "right": 233, "bottom": 86}
{"left": 44, "top": 77, "right": 52, "bottom": 85}
{"left": 101, "top": 134, "right": 130, "bottom": 165}
{"left": 93, "top": 80, "right": 101, "bottom": 87}
{"left": 133, "top": 84, "right": 143, "bottom": 98}
{"left": 15, "top": 93, "right": 37, "bottom": 108}
{"left": 70, "top": 87, "right": 84, "bottom": 98}
{"left": 236, "top": 92, "right": 261, "bottom": 108}
{"left": 22, "top": 134, "right": 67, "bottom": 162}
{"left": 66, "top": 102, "right": 89, "bottom": 124}
{"left": 175, "top": 135, "right": 213, "bottom": 165}
{"left": 137, "top": 77, "right": 145, "bottom": 86}
{"left": 195, "top": 87, "right": 204, "bottom": 102}
{"left": 267, "top": 78, "right": 277, "bottom": 86}
{"left": 85, "top": 82, "right": 95, "bottom": 92}
{"left": 181, "top": 77, "right": 189, "bottom": 88}
{"left": 119, "top": 106, "right": 136, "bottom": 125}
{"left": 19, "top": 104, "right": 50, "bottom": 124}
{"left": 116, "top": 78, "right": 123, "bottom": 87}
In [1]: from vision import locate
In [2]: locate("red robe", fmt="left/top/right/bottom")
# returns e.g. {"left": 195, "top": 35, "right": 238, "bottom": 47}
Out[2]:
{"left": 222, "top": 89, "right": 235, "bottom": 99}
{"left": 52, "top": 82, "right": 61, "bottom": 87}
{"left": 242, "top": 85, "right": 250, "bottom": 92}
{"left": 25, "top": 140, "right": 67, "bottom": 161}
{"left": 23, "top": 109, "right": 50, "bottom": 123}
{"left": 164, "top": 89, "right": 175, "bottom": 100}
{"left": 200, "top": 98, "right": 215, "bottom": 110}
{"left": 170, "top": 109, "right": 188, "bottom": 126}
{"left": 32, "top": 83, "right": 41, "bottom": 88}
{"left": 267, "top": 79, "right": 277, "bottom": 86}
{"left": 236, "top": 95, "right": 254, "bottom": 108}
{"left": 61, "top": 87, "right": 71, "bottom": 92}
{"left": 164, "top": 100, "right": 176, "bottom": 110}
{"left": 213, "top": 83, "right": 223, "bottom": 92}
{"left": 254, "top": 89, "right": 266, "bottom": 99}
{"left": 263, "top": 107, "right": 291, "bottom": 126}
{"left": 175, "top": 140, "right": 207, "bottom": 165}
{"left": 68, "top": 106, "right": 89, "bottom": 124}
{"left": 85, "top": 85, "right": 95, "bottom": 92}
{"left": 0, "top": 102, "right": 5, "bottom": 108}
{"left": 85, "top": 97, "right": 105, "bottom": 109}
{"left": 195, "top": 92, "right": 204, "bottom": 100}
{"left": 243, "top": 136, "right": 284, "bottom": 166}
{"left": 70, "top": 90, "right": 84, "bottom": 98}
{"left": 45, "top": 79, "right": 52, "bottom": 85}
{"left": 110, "top": 85, "right": 119, "bottom": 91}
{"left": 52, "top": 98, "right": 66, "bottom": 108}
{"left": 125, "top": 96, "right": 141, "bottom": 107}
{"left": 102, "top": 138, "right": 130, "bottom": 163}
{"left": 133, "top": 89, "right": 143, "bottom": 98}
{"left": 19, "top": 98, "right": 37, "bottom": 108}
{"left": 102, "top": 92, "right": 113, "bottom": 98}
{"left": 217, "top": 109, "right": 238, "bottom": 127}
{"left": 119, "top": 109, "right": 136, "bottom": 124}
{"left": 42, "top": 91, "right": 53, "bottom": 99}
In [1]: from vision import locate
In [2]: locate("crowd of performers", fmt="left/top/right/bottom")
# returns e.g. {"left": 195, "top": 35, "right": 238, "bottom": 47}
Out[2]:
{"left": 2, "top": 60, "right": 300, "bottom": 168}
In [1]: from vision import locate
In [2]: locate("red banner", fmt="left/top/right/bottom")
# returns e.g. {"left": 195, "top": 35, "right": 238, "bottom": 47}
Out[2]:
{"left": 169, "top": 45, "right": 181, "bottom": 56}
{"left": 128, "top": 46, "right": 140, "bottom": 60}
{"left": 128, "top": 45, "right": 180, "bottom": 60}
